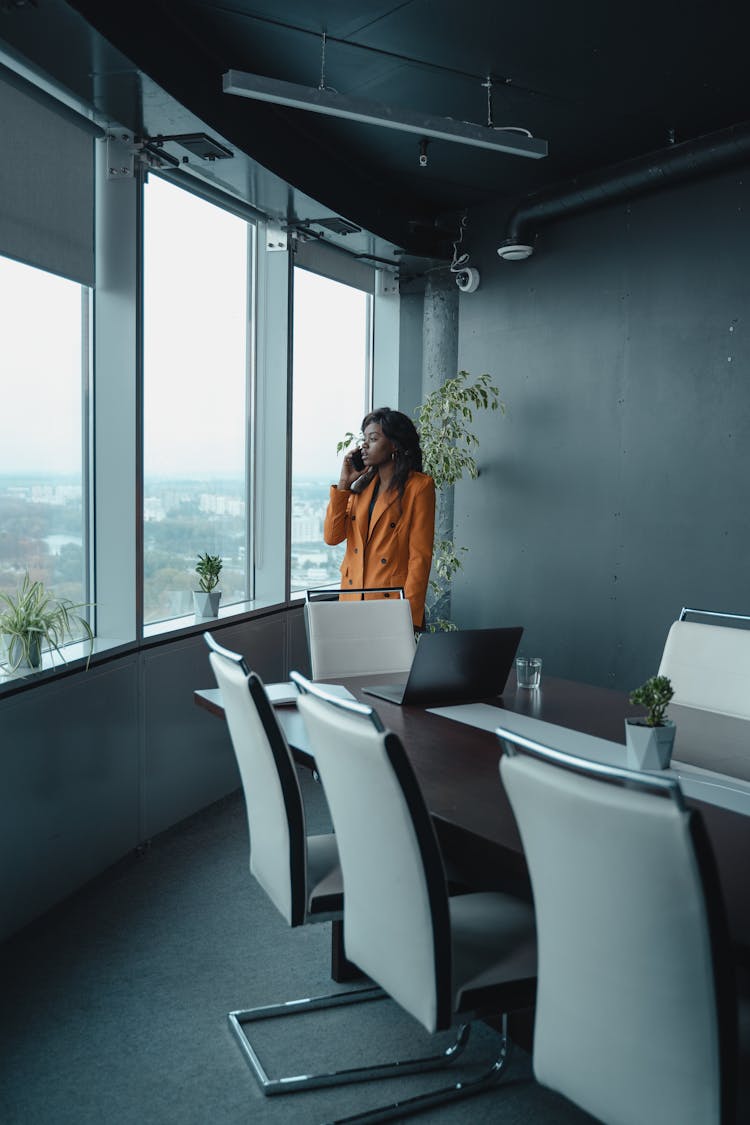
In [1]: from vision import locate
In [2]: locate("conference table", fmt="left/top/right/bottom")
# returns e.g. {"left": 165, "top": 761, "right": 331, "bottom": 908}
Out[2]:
{"left": 195, "top": 671, "right": 750, "bottom": 956}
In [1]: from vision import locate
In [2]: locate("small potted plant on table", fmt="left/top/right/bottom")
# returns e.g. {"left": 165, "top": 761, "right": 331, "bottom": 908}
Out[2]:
{"left": 0, "top": 572, "right": 94, "bottom": 675}
{"left": 626, "top": 674, "right": 675, "bottom": 770}
{"left": 193, "top": 553, "right": 223, "bottom": 618}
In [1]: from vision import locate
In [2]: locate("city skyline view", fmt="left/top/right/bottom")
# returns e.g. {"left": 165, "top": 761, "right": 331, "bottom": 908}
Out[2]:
{"left": 0, "top": 471, "right": 346, "bottom": 625}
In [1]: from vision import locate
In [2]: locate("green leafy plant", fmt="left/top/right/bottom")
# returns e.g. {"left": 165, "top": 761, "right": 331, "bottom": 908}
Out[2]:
{"left": 417, "top": 371, "right": 503, "bottom": 629}
{"left": 417, "top": 371, "right": 502, "bottom": 489}
{"left": 0, "top": 572, "right": 94, "bottom": 674}
{"left": 629, "top": 675, "right": 674, "bottom": 727}
{"left": 195, "top": 552, "right": 223, "bottom": 593}
{"left": 336, "top": 432, "right": 360, "bottom": 456}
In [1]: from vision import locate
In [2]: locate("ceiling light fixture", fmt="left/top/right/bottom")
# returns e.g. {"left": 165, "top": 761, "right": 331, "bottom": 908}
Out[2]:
{"left": 497, "top": 241, "right": 534, "bottom": 260}
{"left": 223, "top": 69, "right": 548, "bottom": 159}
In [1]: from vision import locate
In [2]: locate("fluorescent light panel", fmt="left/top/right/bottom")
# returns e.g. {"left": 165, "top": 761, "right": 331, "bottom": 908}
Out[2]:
{"left": 223, "top": 70, "right": 548, "bottom": 159}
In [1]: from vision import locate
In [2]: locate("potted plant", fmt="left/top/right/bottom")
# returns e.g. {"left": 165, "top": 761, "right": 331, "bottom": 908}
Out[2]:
{"left": 0, "top": 572, "right": 94, "bottom": 675}
{"left": 193, "top": 552, "right": 223, "bottom": 617}
{"left": 626, "top": 674, "right": 676, "bottom": 770}
{"left": 417, "top": 371, "right": 502, "bottom": 630}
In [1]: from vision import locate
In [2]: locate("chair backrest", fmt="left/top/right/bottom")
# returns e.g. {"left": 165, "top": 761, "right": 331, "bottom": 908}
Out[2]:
{"left": 304, "top": 589, "right": 416, "bottom": 680}
{"left": 205, "top": 633, "right": 308, "bottom": 926}
{"left": 498, "top": 731, "right": 736, "bottom": 1125}
{"left": 293, "top": 672, "right": 451, "bottom": 1033}
{"left": 658, "top": 615, "right": 750, "bottom": 718}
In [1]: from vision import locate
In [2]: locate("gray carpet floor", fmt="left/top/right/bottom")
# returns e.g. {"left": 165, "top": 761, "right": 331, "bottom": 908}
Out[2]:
{"left": 1, "top": 773, "right": 598, "bottom": 1124}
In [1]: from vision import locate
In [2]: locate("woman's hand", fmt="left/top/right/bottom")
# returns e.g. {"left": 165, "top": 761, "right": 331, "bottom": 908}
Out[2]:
{"left": 338, "top": 450, "right": 370, "bottom": 491}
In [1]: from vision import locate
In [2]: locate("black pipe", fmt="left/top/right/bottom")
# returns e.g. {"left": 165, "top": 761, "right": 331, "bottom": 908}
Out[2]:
{"left": 501, "top": 119, "right": 750, "bottom": 252}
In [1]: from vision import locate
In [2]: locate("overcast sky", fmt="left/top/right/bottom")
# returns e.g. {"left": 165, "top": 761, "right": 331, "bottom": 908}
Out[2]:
{"left": 0, "top": 256, "right": 82, "bottom": 475}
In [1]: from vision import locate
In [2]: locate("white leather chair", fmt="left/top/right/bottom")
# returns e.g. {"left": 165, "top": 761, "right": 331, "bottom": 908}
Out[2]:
{"left": 658, "top": 607, "right": 750, "bottom": 718}
{"left": 206, "top": 633, "right": 460, "bottom": 1100}
{"left": 304, "top": 587, "right": 416, "bottom": 680}
{"left": 293, "top": 671, "right": 537, "bottom": 1121}
{"left": 205, "top": 633, "right": 383, "bottom": 1096}
{"left": 498, "top": 726, "right": 745, "bottom": 1125}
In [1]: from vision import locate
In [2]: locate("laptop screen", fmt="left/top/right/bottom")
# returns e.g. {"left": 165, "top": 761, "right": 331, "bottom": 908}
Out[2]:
{"left": 364, "top": 625, "right": 523, "bottom": 706}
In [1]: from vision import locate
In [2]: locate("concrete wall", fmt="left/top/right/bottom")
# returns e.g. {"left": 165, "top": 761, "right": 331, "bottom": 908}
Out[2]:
{"left": 452, "top": 166, "right": 750, "bottom": 691}
{"left": 1, "top": 606, "right": 310, "bottom": 940}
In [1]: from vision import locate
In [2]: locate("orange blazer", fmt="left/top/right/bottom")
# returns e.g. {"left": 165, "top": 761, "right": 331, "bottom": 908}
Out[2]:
{"left": 323, "top": 471, "right": 436, "bottom": 628}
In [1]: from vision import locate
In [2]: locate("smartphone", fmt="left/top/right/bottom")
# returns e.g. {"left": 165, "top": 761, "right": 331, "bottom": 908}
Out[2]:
{"left": 351, "top": 447, "right": 365, "bottom": 471}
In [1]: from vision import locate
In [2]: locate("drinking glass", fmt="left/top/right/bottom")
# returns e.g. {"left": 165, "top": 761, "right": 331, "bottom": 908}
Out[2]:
{"left": 516, "top": 656, "right": 542, "bottom": 689}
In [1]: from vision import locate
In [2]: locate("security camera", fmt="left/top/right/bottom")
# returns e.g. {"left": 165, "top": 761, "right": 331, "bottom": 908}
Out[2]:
{"left": 455, "top": 267, "right": 480, "bottom": 293}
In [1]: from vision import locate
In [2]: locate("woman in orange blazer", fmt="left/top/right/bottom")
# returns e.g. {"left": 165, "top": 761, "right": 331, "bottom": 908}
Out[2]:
{"left": 324, "top": 408, "right": 435, "bottom": 629}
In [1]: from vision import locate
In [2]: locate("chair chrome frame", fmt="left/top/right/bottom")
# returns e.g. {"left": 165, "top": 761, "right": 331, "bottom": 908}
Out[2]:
{"left": 305, "top": 586, "right": 407, "bottom": 602}
{"left": 496, "top": 725, "right": 686, "bottom": 809}
{"left": 679, "top": 606, "right": 750, "bottom": 625}
{"left": 292, "top": 670, "right": 385, "bottom": 728}
{"left": 228, "top": 990, "right": 472, "bottom": 1097}
{"left": 204, "top": 628, "right": 250, "bottom": 673}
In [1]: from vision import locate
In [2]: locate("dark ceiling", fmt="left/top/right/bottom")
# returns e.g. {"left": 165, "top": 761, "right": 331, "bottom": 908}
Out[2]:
{"left": 4, "top": 1, "right": 750, "bottom": 260}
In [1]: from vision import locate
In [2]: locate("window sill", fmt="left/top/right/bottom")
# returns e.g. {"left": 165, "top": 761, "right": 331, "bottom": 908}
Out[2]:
{"left": 142, "top": 596, "right": 291, "bottom": 641}
{"left": 0, "top": 596, "right": 300, "bottom": 698}
{"left": 0, "top": 633, "right": 132, "bottom": 695}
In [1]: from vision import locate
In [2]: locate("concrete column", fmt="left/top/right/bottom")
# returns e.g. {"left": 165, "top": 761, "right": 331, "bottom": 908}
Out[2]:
{"left": 422, "top": 272, "right": 459, "bottom": 398}
{"left": 421, "top": 273, "right": 459, "bottom": 622}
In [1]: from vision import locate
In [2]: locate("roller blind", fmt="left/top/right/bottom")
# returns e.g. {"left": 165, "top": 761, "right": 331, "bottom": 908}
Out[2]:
{"left": 294, "top": 237, "right": 375, "bottom": 294}
{"left": 0, "top": 66, "right": 95, "bottom": 286}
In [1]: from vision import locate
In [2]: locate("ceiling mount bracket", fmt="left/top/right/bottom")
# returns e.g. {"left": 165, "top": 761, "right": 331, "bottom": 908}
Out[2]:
{"left": 106, "top": 132, "right": 136, "bottom": 179}
{"left": 265, "top": 225, "right": 288, "bottom": 252}
{"left": 131, "top": 132, "right": 234, "bottom": 171}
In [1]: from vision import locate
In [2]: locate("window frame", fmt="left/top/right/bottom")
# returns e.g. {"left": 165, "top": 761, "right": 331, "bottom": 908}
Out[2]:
{"left": 0, "top": 80, "right": 402, "bottom": 694}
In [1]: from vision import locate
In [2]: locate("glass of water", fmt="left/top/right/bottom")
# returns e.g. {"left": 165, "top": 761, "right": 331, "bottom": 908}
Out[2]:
{"left": 516, "top": 656, "right": 542, "bottom": 689}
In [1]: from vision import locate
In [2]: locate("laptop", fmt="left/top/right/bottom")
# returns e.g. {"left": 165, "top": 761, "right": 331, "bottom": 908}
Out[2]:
{"left": 362, "top": 626, "right": 523, "bottom": 706}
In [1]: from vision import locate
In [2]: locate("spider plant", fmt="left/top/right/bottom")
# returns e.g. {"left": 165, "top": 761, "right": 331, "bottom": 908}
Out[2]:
{"left": 0, "top": 573, "right": 94, "bottom": 674}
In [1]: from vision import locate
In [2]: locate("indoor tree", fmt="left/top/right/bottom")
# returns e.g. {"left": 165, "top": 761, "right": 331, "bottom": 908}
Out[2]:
{"left": 417, "top": 371, "right": 502, "bottom": 628}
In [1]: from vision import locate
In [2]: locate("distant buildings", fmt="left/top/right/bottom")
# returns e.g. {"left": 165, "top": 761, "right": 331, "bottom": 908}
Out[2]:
{"left": 1, "top": 473, "right": 344, "bottom": 607}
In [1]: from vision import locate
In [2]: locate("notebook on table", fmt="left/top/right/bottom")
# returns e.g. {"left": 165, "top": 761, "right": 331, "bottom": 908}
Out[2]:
{"left": 362, "top": 626, "right": 523, "bottom": 706}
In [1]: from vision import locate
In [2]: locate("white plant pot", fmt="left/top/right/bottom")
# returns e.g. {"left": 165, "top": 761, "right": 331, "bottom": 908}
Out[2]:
{"left": 193, "top": 591, "right": 221, "bottom": 618}
{"left": 2, "top": 634, "right": 42, "bottom": 671}
{"left": 625, "top": 719, "right": 676, "bottom": 771}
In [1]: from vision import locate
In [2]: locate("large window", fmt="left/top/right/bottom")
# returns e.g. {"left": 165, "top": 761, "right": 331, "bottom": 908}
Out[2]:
{"left": 0, "top": 255, "right": 89, "bottom": 622}
{"left": 143, "top": 176, "right": 251, "bottom": 624}
{"left": 291, "top": 267, "right": 371, "bottom": 593}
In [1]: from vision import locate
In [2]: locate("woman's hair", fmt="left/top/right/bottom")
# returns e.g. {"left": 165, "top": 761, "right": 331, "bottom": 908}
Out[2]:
{"left": 361, "top": 407, "right": 423, "bottom": 497}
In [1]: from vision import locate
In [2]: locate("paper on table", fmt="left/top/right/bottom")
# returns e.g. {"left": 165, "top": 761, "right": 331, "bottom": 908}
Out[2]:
{"left": 266, "top": 681, "right": 356, "bottom": 706}
{"left": 266, "top": 682, "right": 298, "bottom": 706}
